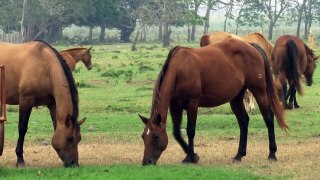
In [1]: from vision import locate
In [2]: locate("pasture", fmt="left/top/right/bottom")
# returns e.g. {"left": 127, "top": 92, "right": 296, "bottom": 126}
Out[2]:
{"left": 0, "top": 42, "right": 319, "bottom": 179}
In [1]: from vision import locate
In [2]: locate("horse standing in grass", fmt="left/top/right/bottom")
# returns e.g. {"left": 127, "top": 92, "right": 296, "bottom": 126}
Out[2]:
{"left": 60, "top": 47, "right": 93, "bottom": 71}
{"left": 272, "top": 35, "right": 318, "bottom": 109}
{"left": 200, "top": 32, "right": 274, "bottom": 113}
{"left": 139, "top": 38, "right": 287, "bottom": 165}
{"left": 0, "top": 40, "right": 84, "bottom": 167}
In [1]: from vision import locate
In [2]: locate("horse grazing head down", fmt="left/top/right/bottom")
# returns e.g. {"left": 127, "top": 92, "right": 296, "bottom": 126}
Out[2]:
{"left": 139, "top": 114, "right": 168, "bottom": 165}
{"left": 51, "top": 115, "right": 85, "bottom": 167}
{"left": 304, "top": 44, "right": 318, "bottom": 86}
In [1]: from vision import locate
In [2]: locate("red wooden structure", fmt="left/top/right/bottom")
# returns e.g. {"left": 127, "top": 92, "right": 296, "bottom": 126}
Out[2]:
{"left": 0, "top": 66, "right": 6, "bottom": 156}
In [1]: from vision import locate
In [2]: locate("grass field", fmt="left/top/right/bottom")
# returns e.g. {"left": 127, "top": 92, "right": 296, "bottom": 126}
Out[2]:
{"left": 0, "top": 42, "right": 320, "bottom": 179}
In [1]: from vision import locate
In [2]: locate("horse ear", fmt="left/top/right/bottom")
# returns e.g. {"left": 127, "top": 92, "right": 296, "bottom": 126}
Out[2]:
{"left": 139, "top": 114, "right": 148, "bottom": 125}
{"left": 65, "top": 114, "right": 72, "bottom": 127}
{"left": 88, "top": 47, "right": 92, "bottom": 51}
{"left": 78, "top": 117, "right": 86, "bottom": 126}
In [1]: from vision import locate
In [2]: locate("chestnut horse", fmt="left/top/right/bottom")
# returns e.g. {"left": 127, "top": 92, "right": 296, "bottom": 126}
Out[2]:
{"left": 272, "top": 35, "right": 318, "bottom": 109}
{"left": 60, "top": 47, "right": 93, "bottom": 71}
{"left": 0, "top": 40, "right": 84, "bottom": 167}
{"left": 139, "top": 38, "right": 287, "bottom": 165}
{"left": 200, "top": 32, "right": 274, "bottom": 113}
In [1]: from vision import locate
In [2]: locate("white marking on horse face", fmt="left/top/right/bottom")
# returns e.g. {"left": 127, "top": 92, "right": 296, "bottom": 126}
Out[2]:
{"left": 258, "top": 74, "right": 263, "bottom": 78}
{"left": 147, "top": 128, "right": 150, "bottom": 135}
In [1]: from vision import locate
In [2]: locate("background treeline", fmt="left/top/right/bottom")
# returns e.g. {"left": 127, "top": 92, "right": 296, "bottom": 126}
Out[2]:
{"left": 0, "top": 0, "right": 319, "bottom": 46}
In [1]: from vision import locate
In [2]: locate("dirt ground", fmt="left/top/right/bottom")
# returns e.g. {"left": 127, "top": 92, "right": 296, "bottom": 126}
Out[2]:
{"left": 1, "top": 137, "right": 319, "bottom": 180}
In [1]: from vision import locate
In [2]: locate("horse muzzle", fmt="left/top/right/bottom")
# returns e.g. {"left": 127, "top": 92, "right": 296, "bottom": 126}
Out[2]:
{"left": 142, "top": 158, "right": 157, "bottom": 166}
{"left": 63, "top": 160, "right": 79, "bottom": 168}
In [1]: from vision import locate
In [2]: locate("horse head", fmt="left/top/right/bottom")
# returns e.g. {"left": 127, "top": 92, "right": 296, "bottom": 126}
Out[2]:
{"left": 51, "top": 115, "right": 85, "bottom": 167}
{"left": 139, "top": 114, "right": 168, "bottom": 165}
{"left": 82, "top": 47, "right": 92, "bottom": 70}
{"left": 304, "top": 45, "right": 318, "bottom": 86}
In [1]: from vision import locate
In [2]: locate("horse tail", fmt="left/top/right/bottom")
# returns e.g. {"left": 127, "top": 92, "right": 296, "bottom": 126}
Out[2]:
{"left": 286, "top": 40, "right": 302, "bottom": 95}
{"left": 251, "top": 43, "right": 288, "bottom": 130}
{"left": 200, "top": 35, "right": 210, "bottom": 47}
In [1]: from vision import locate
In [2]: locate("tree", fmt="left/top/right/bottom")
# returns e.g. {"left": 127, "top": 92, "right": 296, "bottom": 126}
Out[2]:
{"left": 203, "top": 0, "right": 217, "bottom": 34}
{"left": 0, "top": 0, "right": 21, "bottom": 33}
{"left": 236, "top": 0, "right": 290, "bottom": 40}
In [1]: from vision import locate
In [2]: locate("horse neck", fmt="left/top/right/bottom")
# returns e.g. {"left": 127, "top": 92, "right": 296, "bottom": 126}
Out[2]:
{"left": 50, "top": 63, "right": 74, "bottom": 123}
{"left": 151, "top": 70, "right": 175, "bottom": 124}
{"left": 63, "top": 49, "right": 85, "bottom": 63}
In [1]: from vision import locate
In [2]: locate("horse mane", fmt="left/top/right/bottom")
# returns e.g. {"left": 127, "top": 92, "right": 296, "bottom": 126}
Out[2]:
{"left": 34, "top": 40, "right": 79, "bottom": 122}
{"left": 151, "top": 46, "right": 181, "bottom": 118}
{"left": 60, "top": 47, "right": 87, "bottom": 52}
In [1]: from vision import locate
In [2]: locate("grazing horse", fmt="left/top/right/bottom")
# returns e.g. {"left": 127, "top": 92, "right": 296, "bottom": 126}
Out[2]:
{"left": 0, "top": 40, "right": 84, "bottom": 167}
{"left": 272, "top": 35, "right": 318, "bottom": 109}
{"left": 60, "top": 47, "right": 93, "bottom": 71}
{"left": 200, "top": 32, "right": 274, "bottom": 113}
{"left": 139, "top": 38, "right": 287, "bottom": 165}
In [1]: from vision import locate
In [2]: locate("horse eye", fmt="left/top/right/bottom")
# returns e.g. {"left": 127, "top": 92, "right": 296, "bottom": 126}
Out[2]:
{"left": 67, "top": 137, "right": 74, "bottom": 143}
{"left": 153, "top": 134, "right": 159, "bottom": 141}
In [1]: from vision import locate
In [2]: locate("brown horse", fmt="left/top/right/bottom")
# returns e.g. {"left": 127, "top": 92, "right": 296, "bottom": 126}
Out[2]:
{"left": 60, "top": 47, "right": 93, "bottom": 71}
{"left": 200, "top": 32, "right": 274, "bottom": 62}
{"left": 200, "top": 32, "right": 274, "bottom": 113}
{"left": 272, "top": 35, "right": 318, "bottom": 109}
{"left": 0, "top": 40, "right": 84, "bottom": 167}
{"left": 139, "top": 38, "right": 287, "bottom": 165}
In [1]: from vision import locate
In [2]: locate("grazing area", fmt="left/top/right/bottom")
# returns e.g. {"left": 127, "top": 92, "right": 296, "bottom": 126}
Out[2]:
{"left": 0, "top": 42, "right": 320, "bottom": 179}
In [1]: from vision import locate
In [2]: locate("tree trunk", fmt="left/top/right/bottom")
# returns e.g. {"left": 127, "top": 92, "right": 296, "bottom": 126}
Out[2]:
{"left": 158, "top": 24, "right": 163, "bottom": 41}
{"left": 203, "top": 16, "right": 210, "bottom": 35}
{"left": 296, "top": 0, "right": 307, "bottom": 38}
{"left": 99, "top": 24, "right": 106, "bottom": 43}
{"left": 131, "top": 30, "right": 140, "bottom": 51}
{"left": 268, "top": 21, "right": 274, "bottom": 40}
{"left": 187, "top": 25, "right": 191, "bottom": 42}
{"left": 162, "top": 22, "right": 171, "bottom": 47}
{"left": 21, "top": 0, "right": 27, "bottom": 42}
{"left": 191, "top": 25, "right": 196, "bottom": 41}
{"left": 88, "top": 26, "right": 93, "bottom": 42}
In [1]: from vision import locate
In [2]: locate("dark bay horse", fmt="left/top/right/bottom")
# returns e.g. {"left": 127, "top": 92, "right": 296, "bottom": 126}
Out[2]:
{"left": 272, "top": 35, "right": 318, "bottom": 109}
{"left": 0, "top": 40, "right": 84, "bottom": 167}
{"left": 139, "top": 38, "right": 288, "bottom": 165}
{"left": 60, "top": 47, "right": 93, "bottom": 71}
{"left": 200, "top": 32, "right": 274, "bottom": 113}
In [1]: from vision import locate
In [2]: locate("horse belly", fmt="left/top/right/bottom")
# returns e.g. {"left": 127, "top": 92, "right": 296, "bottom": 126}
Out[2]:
{"left": 198, "top": 77, "right": 244, "bottom": 107}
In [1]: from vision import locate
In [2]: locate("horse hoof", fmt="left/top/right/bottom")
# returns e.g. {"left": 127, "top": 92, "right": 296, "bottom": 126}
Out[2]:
{"left": 15, "top": 161, "right": 25, "bottom": 168}
{"left": 268, "top": 155, "right": 277, "bottom": 162}
{"left": 182, "top": 153, "right": 199, "bottom": 163}
{"left": 286, "top": 103, "right": 293, "bottom": 109}
{"left": 294, "top": 105, "right": 300, "bottom": 108}
{"left": 232, "top": 158, "right": 241, "bottom": 163}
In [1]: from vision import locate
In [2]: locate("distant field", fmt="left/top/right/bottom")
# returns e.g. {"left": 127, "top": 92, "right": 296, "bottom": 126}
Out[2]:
{"left": 0, "top": 42, "right": 320, "bottom": 179}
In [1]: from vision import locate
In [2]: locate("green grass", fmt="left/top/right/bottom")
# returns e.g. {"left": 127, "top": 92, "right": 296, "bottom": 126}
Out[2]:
{"left": 1, "top": 42, "right": 320, "bottom": 179}
{"left": 0, "top": 164, "right": 269, "bottom": 180}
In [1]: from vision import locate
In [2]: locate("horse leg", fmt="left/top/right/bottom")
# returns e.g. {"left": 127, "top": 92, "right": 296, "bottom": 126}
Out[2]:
{"left": 230, "top": 88, "right": 249, "bottom": 162}
{"left": 169, "top": 104, "right": 188, "bottom": 154}
{"left": 47, "top": 103, "right": 56, "bottom": 130}
{"left": 292, "top": 88, "right": 300, "bottom": 108}
{"left": 254, "top": 93, "right": 277, "bottom": 161}
{"left": 15, "top": 102, "right": 33, "bottom": 167}
{"left": 170, "top": 100, "right": 199, "bottom": 164}
{"left": 287, "top": 83, "right": 295, "bottom": 109}
{"left": 248, "top": 91, "right": 255, "bottom": 113}
{"left": 282, "top": 82, "right": 290, "bottom": 109}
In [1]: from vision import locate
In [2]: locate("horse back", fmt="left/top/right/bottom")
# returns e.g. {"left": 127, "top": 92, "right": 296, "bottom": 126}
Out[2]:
{"left": 0, "top": 41, "right": 62, "bottom": 105}
{"left": 171, "top": 39, "right": 265, "bottom": 106}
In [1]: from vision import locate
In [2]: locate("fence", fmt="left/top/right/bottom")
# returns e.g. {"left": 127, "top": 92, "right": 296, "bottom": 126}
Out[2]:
{"left": 0, "top": 33, "right": 22, "bottom": 43}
